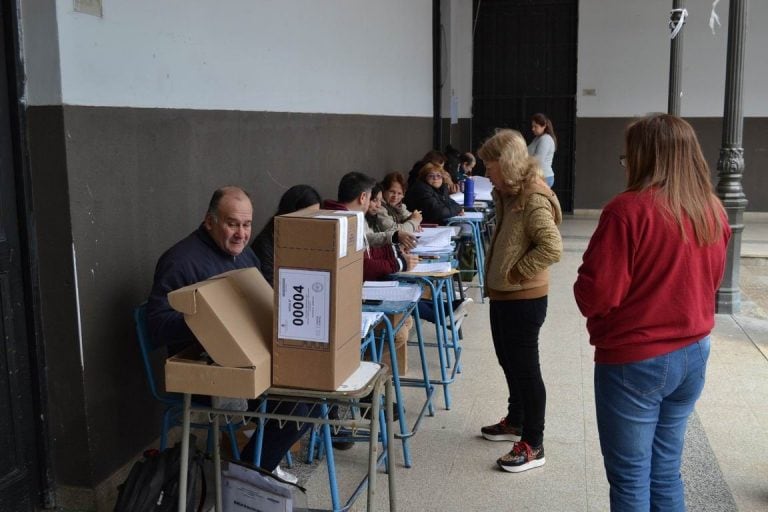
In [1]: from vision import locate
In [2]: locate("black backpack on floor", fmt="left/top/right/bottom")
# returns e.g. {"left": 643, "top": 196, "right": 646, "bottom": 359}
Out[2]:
{"left": 114, "top": 436, "right": 206, "bottom": 512}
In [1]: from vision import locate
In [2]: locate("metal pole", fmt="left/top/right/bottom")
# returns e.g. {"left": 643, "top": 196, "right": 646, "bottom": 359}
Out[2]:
{"left": 716, "top": 0, "right": 749, "bottom": 314}
{"left": 433, "top": 0, "right": 442, "bottom": 149}
{"left": 668, "top": 0, "right": 686, "bottom": 115}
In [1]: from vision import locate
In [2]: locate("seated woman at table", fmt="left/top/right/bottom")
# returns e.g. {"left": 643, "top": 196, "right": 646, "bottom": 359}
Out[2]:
{"left": 365, "top": 183, "right": 418, "bottom": 250}
{"left": 404, "top": 162, "right": 464, "bottom": 225}
{"left": 372, "top": 172, "right": 422, "bottom": 234}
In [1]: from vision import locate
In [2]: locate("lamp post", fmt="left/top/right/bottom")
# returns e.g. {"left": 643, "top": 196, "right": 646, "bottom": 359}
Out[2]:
{"left": 668, "top": 0, "right": 686, "bottom": 115}
{"left": 716, "top": 0, "right": 749, "bottom": 314}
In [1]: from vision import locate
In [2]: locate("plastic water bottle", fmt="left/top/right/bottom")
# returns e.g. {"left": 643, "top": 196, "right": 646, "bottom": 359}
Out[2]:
{"left": 463, "top": 177, "right": 475, "bottom": 208}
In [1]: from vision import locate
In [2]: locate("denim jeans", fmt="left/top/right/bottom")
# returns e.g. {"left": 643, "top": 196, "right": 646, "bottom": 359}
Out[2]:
{"left": 242, "top": 400, "right": 315, "bottom": 471}
{"left": 417, "top": 299, "right": 464, "bottom": 323}
{"left": 489, "top": 297, "right": 548, "bottom": 446}
{"left": 595, "top": 337, "right": 710, "bottom": 512}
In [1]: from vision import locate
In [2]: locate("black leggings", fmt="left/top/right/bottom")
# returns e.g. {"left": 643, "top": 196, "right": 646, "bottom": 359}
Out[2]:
{"left": 489, "top": 297, "right": 547, "bottom": 447}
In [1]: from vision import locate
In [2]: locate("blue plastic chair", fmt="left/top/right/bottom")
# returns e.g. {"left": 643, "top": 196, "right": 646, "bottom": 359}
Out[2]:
{"left": 133, "top": 303, "right": 240, "bottom": 457}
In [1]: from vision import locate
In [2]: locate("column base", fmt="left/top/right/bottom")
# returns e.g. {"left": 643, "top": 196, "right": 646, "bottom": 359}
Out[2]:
{"left": 716, "top": 288, "right": 741, "bottom": 314}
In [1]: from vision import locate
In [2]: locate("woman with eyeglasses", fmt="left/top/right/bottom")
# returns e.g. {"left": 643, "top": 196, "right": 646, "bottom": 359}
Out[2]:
{"left": 527, "top": 113, "right": 557, "bottom": 187}
{"left": 574, "top": 114, "right": 730, "bottom": 511}
{"left": 403, "top": 162, "right": 463, "bottom": 225}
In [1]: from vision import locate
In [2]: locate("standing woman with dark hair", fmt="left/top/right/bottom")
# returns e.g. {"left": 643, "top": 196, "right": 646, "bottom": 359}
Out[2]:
{"left": 478, "top": 129, "right": 562, "bottom": 473}
{"left": 528, "top": 113, "right": 557, "bottom": 187}
{"left": 251, "top": 184, "right": 322, "bottom": 285}
{"left": 574, "top": 114, "right": 730, "bottom": 511}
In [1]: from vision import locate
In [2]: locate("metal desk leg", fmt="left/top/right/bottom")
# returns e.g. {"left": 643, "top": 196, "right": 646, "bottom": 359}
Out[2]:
{"left": 411, "top": 306, "right": 435, "bottom": 416}
{"left": 213, "top": 414, "right": 223, "bottom": 512}
{"left": 367, "top": 376, "right": 382, "bottom": 511}
{"left": 253, "top": 398, "right": 267, "bottom": 465}
{"left": 426, "top": 279, "right": 451, "bottom": 410}
{"left": 386, "top": 377, "right": 397, "bottom": 512}
{"left": 381, "top": 315, "right": 411, "bottom": 467}
{"left": 320, "top": 402, "right": 341, "bottom": 511}
{"left": 442, "top": 278, "right": 462, "bottom": 372}
{"left": 434, "top": 279, "right": 453, "bottom": 370}
{"left": 179, "top": 393, "right": 192, "bottom": 512}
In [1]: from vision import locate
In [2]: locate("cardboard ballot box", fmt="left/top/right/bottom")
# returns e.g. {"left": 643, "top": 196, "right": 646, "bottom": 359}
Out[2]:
{"left": 273, "top": 209, "right": 364, "bottom": 390}
{"left": 164, "top": 267, "right": 273, "bottom": 399}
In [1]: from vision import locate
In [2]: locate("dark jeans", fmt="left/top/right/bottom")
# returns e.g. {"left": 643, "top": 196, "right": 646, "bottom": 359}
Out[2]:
{"left": 489, "top": 297, "right": 548, "bottom": 447}
{"left": 196, "top": 395, "right": 313, "bottom": 472}
{"left": 241, "top": 399, "right": 315, "bottom": 471}
{"left": 417, "top": 299, "right": 464, "bottom": 323}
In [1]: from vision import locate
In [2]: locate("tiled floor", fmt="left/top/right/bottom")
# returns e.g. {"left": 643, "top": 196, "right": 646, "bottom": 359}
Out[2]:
{"left": 296, "top": 213, "right": 768, "bottom": 512}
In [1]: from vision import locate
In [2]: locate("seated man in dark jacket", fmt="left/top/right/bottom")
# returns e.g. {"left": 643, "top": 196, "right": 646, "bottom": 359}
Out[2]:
{"left": 322, "top": 172, "right": 417, "bottom": 280}
{"left": 146, "top": 186, "right": 306, "bottom": 479}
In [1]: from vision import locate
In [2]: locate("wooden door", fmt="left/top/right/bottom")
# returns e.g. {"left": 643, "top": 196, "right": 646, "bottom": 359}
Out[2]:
{"left": 0, "top": 5, "right": 41, "bottom": 510}
{"left": 473, "top": 0, "right": 578, "bottom": 211}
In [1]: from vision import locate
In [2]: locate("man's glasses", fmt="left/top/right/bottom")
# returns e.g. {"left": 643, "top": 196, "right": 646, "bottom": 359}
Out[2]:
{"left": 426, "top": 173, "right": 443, "bottom": 180}
{"left": 619, "top": 155, "right": 627, "bottom": 168}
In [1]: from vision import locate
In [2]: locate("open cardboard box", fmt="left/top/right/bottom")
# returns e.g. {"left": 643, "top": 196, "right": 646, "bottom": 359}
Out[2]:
{"left": 164, "top": 267, "right": 273, "bottom": 399}
{"left": 273, "top": 209, "right": 364, "bottom": 390}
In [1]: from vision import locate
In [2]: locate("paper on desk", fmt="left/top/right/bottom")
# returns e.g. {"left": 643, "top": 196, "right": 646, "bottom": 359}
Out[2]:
{"left": 415, "top": 226, "right": 455, "bottom": 238}
{"left": 361, "top": 311, "right": 384, "bottom": 337}
{"left": 411, "top": 245, "right": 454, "bottom": 255}
{"left": 410, "top": 261, "right": 452, "bottom": 273}
{"left": 363, "top": 280, "right": 398, "bottom": 287}
{"left": 415, "top": 227, "right": 453, "bottom": 247}
{"left": 362, "top": 284, "right": 422, "bottom": 302}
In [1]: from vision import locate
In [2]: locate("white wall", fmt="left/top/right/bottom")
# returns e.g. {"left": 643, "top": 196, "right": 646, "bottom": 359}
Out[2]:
{"left": 578, "top": 0, "right": 768, "bottom": 117}
{"left": 20, "top": 0, "right": 62, "bottom": 105}
{"left": 25, "top": 0, "right": 434, "bottom": 116}
{"left": 442, "top": 0, "right": 473, "bottom": 120}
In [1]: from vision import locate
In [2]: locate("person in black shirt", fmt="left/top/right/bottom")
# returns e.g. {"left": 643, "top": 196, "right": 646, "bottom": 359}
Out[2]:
{"left": 251, "top": 184, "right": 321, "bottom": 286}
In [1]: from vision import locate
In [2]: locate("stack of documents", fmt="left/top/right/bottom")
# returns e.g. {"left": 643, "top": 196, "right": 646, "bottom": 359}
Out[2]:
{"left": 411, "top": 227, "right": 455, "bottom": 254}
{"left": 410, "top": 261, "right": 452, "bottom": 273}
{"left": 362, "top": 281, "right": 422, "bottom": 302}
{"left": 450, "top": 175, "right": 494, "bottom": 203}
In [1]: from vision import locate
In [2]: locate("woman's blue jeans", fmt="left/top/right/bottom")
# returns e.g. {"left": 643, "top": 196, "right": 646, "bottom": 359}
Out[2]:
{"left": 594, "top": 337, "right": 710, "bottom": 511}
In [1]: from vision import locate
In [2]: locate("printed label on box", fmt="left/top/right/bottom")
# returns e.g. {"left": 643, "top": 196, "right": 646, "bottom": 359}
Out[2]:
{"left": 278, "top": 268, "right": 331, "bottom": 343}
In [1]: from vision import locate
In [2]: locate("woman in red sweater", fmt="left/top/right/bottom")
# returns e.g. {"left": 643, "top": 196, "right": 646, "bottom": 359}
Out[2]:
{"left": 574, "top": 114, "right": 730, "bottom": 511}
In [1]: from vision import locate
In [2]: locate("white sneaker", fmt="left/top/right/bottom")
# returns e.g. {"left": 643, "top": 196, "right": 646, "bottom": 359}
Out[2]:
{"left": 272, "top": 465, "right": 299, "bottom": 484}
{"left": 453, "top": 298, "right": 474, "bottom": 319}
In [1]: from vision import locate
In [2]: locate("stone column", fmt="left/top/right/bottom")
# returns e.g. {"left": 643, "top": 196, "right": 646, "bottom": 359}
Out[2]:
{"left": 668, "top": 0, "right": 686, "bottom": 115}
{"left": 715, "top": 0, "right": 749, "bottom": 313}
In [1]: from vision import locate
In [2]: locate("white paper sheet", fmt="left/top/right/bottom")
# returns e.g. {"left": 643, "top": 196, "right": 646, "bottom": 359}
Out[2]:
{"left": 362, "top": 284, "right": 422, "bottom": 302}
{"left": 361, "top": 311, "right": 384, "bottom": 337}
{"left": 363, "top": 280, "right": 398, "bottom": 287}
{"left": 410, "top": 261, "right": 452, "bottom": 273}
